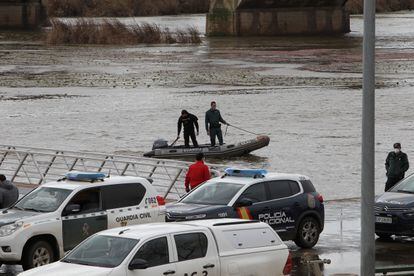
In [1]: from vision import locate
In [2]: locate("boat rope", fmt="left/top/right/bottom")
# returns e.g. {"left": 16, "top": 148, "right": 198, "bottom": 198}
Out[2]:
{"left": 229, "top": 125, "right": 261, "bottom": 136}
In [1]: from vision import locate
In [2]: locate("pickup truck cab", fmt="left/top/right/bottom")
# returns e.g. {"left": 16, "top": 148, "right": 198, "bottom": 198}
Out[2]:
{"left": 167, "top": 168, "right": 324, "bottom": 248}
{"left": 19, "top": 219, "right": 292, "bottom": 276}
{"left": 0, "top": 172, "right": 165, "bottom": 270}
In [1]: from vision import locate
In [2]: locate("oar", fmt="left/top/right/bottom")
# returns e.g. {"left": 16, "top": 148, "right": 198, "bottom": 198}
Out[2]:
{"left": 170, "top": 137, "right": 179, "bottom": 147}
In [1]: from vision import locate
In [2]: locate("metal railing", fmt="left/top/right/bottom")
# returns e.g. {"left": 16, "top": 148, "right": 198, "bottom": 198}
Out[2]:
{"left": 0, "top": 145, "right": 226, "bottom": 200}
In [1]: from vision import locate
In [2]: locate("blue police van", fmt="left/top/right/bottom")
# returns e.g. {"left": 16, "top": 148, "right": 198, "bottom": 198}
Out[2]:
{"left": 166, "top": 169, "right": 325, "bottom": 248}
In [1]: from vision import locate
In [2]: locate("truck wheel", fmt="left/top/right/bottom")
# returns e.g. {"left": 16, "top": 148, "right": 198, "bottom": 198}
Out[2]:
{"left": 22, "top": 240, "right": 55, "bottom": 270}
{"left": 294, "top": 216, "right": 320, "bottom": 248}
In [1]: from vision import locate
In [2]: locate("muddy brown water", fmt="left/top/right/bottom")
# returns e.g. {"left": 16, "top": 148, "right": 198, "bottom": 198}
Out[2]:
{"left": 2, "top": 13, "right": 414, "bottom": 201}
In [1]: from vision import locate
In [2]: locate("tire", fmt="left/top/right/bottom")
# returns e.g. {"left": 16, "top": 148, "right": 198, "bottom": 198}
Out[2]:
{"left": 294, "top": 216, "right": 321, "bottom": 248}
{"left": 22, "top": 240, "right": 55, "bottom": 271}
{"left": 376, "top": 232, "right": 393, "bottom": 240}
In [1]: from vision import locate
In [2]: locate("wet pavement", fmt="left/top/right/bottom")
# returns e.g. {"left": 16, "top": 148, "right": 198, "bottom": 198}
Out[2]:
{"left": 2, "top": 197, "right": 414, "bottom": 275}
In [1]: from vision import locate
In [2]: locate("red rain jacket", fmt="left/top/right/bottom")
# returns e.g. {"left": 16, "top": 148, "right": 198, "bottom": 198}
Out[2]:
{"left": 185, "top": 161, "right": 210, "bottom": 191}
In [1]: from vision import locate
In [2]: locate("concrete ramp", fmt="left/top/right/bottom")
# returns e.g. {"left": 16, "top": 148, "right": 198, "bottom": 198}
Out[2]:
{"left": 207, "top": 0, "right": 350, "bottom": 36}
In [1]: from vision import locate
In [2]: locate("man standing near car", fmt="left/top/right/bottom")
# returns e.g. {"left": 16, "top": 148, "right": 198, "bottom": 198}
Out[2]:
{"left": 385, "top": 143, "right": 409, "bottom": 191}
{"left": 177, "top": 110, "right": 199, "bottom": 148}
{"left": 185, "top": 153, "right": 210, "bottom": 193}
{"left": 0, "top": 174, "right": 19, "bottom": 208}
{"left": 205, "top": 101, "right": 229, "bottom": 146}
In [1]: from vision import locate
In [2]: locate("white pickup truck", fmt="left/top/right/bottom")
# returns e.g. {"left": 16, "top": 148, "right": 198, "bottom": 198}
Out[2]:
{"left": 20, "top": 219, "right": 292, "bottom": 276}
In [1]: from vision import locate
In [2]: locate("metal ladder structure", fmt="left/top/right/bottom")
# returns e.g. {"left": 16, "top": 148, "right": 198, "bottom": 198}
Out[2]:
{"left": 0, "top": 145, "right": 226, "bottom": 200}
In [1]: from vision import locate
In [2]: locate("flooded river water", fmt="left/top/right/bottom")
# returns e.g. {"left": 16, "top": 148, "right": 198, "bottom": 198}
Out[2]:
{"left": 1, "top": 12, "right": 414, "bottom": 200}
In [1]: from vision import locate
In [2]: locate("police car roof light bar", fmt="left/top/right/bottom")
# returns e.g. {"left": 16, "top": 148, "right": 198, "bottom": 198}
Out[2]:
{"left": 223, "top": 168, "right": 268, "bottom": 178}
{"left": 65, "top": 171, "right": 107, "bottom": 182}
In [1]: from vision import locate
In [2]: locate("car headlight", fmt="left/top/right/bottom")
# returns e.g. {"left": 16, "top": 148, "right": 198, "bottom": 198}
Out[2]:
{"left": 0, "top": 222, "right": 23, "bottom": 237}
{"left": 185, "top": 214, "right": 206, "bottom": 220}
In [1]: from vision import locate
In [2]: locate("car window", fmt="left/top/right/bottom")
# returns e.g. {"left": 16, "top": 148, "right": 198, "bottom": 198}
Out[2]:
{"left": 239, "top": 183, "right": 267, "bottom": 203}
{"left": 102, "top": 183, "right": 146, "bottom": 209}
{"left": 133, "top": 237, "right": 169, "bottom": 267}
{"left": 174, "top": 233, "right": 208, "bottom": 262}
{"left": 268, "top": 180, "right": 298, "bottom": 200}
{"left": 62, "top": 235, "right": 139, "bottom": 268}
{"left": 181, "top": 182, "right": 244, "bottom": 205}
{"left": 391, "top": 174, "right": 414, "bottom": 192}
{"left": 290, "top": 181, "right": 301, "bottom": 194}
{"left": 300, "top": 180, "right": 316, "bottom": 193}
{"left": 14, "top": 187, "right": 72, "bottom": 213}
{"left": 64, "top": 188, "right": 102, "bottom": 215}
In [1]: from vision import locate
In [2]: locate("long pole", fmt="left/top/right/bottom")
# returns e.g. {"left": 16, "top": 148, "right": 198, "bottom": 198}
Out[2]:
{"left": 361, "top": 0, "right": 376, "bottom": 272}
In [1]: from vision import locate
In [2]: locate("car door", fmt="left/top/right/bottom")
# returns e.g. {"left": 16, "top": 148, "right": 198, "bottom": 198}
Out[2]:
{"left": 234, "top": 183, "right": 268, "bottom": 221}
{"left": 61, "top": 187, "right": 107, "bottom": 251}
{"left": 127, "top": 236, "right": 177, "bottom": 276}
{"left": 262, "top": 180, "right": 300, "bottom": 232}
{"left": 102, "top": 183, "right": 149, "bottom": 228}
{"left": 172, "top": 232, "right": 219, "bottom": 276}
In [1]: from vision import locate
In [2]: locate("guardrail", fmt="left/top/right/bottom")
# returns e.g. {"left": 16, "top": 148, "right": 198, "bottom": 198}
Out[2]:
{"left": 0, "top": 145, "right": 226, "bottom": 200}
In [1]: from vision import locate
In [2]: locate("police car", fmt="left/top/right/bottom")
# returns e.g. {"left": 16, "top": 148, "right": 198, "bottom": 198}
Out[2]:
{"left": 0, "top": 171, "right": 165, "bottom": 270}
{"left": 166, "top": 168, "right": 325, "bottom": 248}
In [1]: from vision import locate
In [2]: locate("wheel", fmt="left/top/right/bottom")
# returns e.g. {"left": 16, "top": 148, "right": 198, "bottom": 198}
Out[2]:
{"left": 22, "top": 240, "right": 55, "bottom": 270}
{"left": 294, "top": 216, "right": 321, "bottom": 248}
{"left": 376, "top": 232, "right": 392, "bottom": 240}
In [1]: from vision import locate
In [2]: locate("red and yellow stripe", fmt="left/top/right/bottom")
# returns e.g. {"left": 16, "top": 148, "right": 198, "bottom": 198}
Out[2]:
{"left": 237, "top": 207, "right": 253, "bottom": 220}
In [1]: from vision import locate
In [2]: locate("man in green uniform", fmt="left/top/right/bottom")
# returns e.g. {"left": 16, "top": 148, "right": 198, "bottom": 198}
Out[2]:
{"left": 205, "top": 101, "right": 229, "bottom": 146}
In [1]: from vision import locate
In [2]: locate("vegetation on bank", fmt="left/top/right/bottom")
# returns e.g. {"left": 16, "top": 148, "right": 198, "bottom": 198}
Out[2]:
{"left": 46, "top": 0, "right": 209, "bottom": 17}
{"left": 46, "top": 19, "right": 202, "bottom": 45}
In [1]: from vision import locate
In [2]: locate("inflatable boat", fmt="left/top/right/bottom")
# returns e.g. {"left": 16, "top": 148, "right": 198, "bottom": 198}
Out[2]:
{"left": 143, "top": 135, "right": 270, "bottom": 159}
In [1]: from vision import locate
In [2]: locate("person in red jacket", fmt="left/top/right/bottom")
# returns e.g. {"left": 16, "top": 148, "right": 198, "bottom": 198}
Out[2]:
{"left": 185, "top": 153, "right": 211, "bottom": 192}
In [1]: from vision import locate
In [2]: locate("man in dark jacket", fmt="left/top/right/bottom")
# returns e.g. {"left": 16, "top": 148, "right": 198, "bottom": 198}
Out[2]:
{"left": 205, "top": 101, "right": 229, "bottom": 146}
{"left": 385, "top": 143, "right": 409, "bottom": 191}
{"left": 178, "top": 110, "right": 199, "bottom": 147}
{"left": 0, "top": 174, "right": 19, "bottom": 209}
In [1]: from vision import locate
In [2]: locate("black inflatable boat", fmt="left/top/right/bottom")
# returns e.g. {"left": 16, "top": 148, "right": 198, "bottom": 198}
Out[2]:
{"left": 143, "top": 135, "right": 270, "bottom": 159}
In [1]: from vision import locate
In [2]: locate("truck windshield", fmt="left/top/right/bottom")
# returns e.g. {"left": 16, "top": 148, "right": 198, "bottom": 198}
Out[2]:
{"left": 14, "top": 187, "right": 72, "bottom": 213}
{"left": 181, "top": 182, "right": 244, "bottom": 205}
{"left": 62, "top": 235, "right": 139, "bottom": 268}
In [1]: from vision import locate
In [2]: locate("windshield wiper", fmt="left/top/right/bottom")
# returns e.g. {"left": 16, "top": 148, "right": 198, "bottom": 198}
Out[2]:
{"left": 12, "top": 206, "right": 24, "bottom": 211}
{"left": 22, "top": 208, "right": 45, "bottom": 213}
{"left": 397, "top": 189, "right": 414, "bottom": 194}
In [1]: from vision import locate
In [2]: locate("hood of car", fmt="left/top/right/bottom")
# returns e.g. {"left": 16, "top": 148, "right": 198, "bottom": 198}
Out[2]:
{"left": 19, "top": 261, "right": 113, "bottom": 276}
{"left": 376, "top": 192, "right": 414, "bottom": 206}
{"left": 0, "top": 209, "right": 39, "bottom": 227}
{"left": 167, "top": 202, "right": 230, "bottom": 216}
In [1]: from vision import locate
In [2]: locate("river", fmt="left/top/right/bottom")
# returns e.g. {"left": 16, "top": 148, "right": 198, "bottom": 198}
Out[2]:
{"left": 1, "top": 12, "right": 414, "bottom": 200}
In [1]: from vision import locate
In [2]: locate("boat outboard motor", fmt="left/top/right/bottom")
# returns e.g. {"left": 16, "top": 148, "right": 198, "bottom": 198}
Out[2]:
{"left": 152, "top": 139, "right": 169, "bottom": 150}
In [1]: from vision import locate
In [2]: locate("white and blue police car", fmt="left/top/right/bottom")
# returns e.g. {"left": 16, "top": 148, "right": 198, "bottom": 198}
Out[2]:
{"left": 0, "top": 171, "right": 165, "bottom": 270}
{"left": 166, "top": 168, "right": 325, "bottom": 248}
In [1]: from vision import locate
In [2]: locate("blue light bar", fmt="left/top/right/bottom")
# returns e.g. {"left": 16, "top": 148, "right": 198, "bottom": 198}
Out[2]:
{"left": 224, "top": 168, "right": 268, "bottom": 178}
{"left": 65, "top": 171, "right": 106, "bottom": 182}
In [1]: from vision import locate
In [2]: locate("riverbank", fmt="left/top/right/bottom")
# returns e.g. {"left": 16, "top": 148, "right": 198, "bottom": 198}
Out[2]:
{"left": 346, "top": 0, "right": 414, "bottom": 13}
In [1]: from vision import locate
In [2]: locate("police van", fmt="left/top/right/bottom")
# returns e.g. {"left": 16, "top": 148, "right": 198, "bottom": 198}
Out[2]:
{"left": 166, "top": 168, "right": 325, "bottom": 248}
{"left": 0, "top": 172, "right": 165, "bottom": 270}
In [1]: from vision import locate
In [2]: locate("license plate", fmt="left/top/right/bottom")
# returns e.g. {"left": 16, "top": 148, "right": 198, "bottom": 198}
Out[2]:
{"left": 375, "top": 216, "right": 392, "bottom": 224}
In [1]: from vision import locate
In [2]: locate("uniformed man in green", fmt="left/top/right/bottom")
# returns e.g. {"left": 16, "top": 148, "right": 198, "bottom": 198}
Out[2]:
{"left": 205, "top": 101, "right": 229, "bottom": 146}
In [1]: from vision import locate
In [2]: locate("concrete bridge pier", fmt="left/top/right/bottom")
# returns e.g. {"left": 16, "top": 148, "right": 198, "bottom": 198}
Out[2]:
{"left": 207, "top": 0, "right": 350, "bottom": 36}
{"left": 0, "top": 0, "right": 45, "bottom": 29}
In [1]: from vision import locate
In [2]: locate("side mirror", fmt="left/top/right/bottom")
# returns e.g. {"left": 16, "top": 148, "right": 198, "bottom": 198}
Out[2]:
{"left": 128, "top": 258, "right": 149, "bottom": 270}
{"left": 63, "top": 204, "right": 81, "bottom": 215}
{"left": 235, "top": 198, "right": 253, "bottom": 208}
